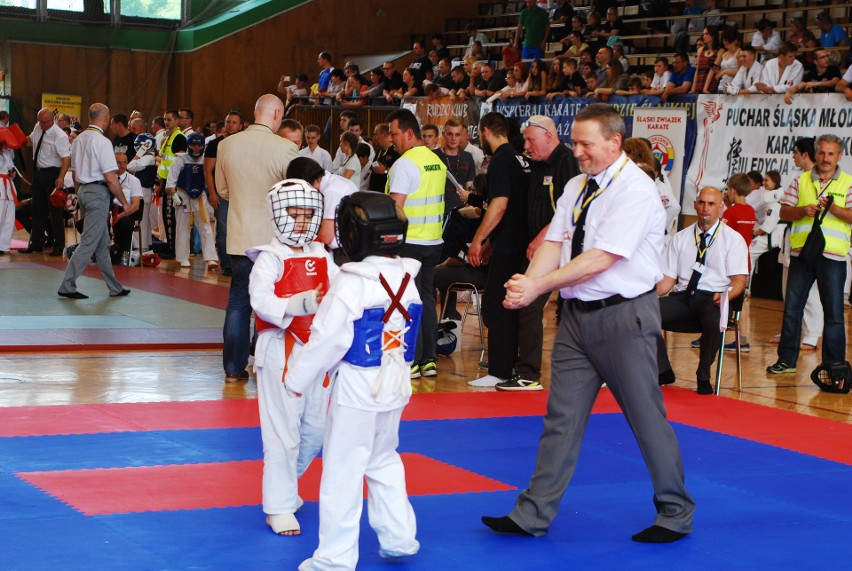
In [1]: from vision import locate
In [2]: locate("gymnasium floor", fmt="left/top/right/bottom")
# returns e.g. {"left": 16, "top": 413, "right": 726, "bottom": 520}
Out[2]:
{"left": 1, "top": 246, "right": 850, "bottom": 569}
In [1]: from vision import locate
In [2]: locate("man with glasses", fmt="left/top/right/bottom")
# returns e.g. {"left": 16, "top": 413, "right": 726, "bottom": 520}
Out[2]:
{"left": 785, "top": 48, "right": 841, "bottom": 104}
{"left": 177, "top": 108, "right": 195, "bottom": 136}
{"left": 497, "top": 115, "right": 579, "bottom": 392}
{"left": 381, "top": 62, "right": 404, "bottom": 104}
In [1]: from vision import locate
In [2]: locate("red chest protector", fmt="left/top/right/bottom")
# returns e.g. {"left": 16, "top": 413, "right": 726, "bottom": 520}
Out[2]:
{"left": 255, "top": 256, "right": 329, "bottom": 343}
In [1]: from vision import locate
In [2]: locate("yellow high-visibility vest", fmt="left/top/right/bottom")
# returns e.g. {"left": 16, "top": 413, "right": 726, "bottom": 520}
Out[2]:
{"left": 789, "top": 170, "right": 852, "bottom": 258}
{"left": 387, "top": 146, "right": 446, "bottom": 242}
{"left": 157, "top": 129, "right": 185, "bottom": 180}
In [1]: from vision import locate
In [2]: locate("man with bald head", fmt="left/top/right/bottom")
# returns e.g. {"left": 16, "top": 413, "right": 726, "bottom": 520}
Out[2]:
{"left": 215, "top": 93, "right": 299, "bottom": 383}
{"left": 58, "top": 103, "right": 131, "bottom": 299}
{"left": 22, "top": 107, "right": 71, "bottom": 255}
{"left": 498, "top": 115, "right": 579, "bottom": 391}
{"left": 656, "top": 186, "right": 748, "bottom": 394}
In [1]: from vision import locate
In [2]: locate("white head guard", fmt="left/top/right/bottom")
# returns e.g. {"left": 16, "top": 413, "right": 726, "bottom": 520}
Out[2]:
{"left": 266, "top": 178, "right": 324, "bottom": 246}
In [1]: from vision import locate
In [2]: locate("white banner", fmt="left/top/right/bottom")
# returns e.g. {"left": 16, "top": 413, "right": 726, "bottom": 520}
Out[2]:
{"left": 632, "top": 107, "right": 688, "bottom": 205}
{"left": 683, "top": 93, "right": 852, "bottom": 214}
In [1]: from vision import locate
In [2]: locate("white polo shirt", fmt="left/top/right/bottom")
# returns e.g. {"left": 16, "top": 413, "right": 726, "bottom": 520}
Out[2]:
{"left": 71, "top": 126, "right": 118, "bottom": 184}
{"left": 664, "top": 220, "right": 749, "bottom": 292}
{"left": 545, "top": 153, "right": 666, "bottom": 301}
{"left": 319, "top": 171, "right": 358, "bottom": 249}
{"left": 115, "top": 171, "right": 143, "bottom": 206}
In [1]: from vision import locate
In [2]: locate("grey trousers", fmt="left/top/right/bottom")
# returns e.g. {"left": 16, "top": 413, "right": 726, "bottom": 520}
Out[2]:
{"left": 509, "top": 290, "right": 695, "bottom": 535}
{"left": 59, "top": 183, "right": 124, "bottom": 296}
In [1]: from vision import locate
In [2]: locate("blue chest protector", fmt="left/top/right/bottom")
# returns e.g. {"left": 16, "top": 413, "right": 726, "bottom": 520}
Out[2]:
{"left": 342, "top": 303, "right": 423, "bottom": 367}
{"left": 178, "top": 162, "right": 206, "bottom": 198}
{"left": 136, "top": 164, "right": 157, "bottom": 189}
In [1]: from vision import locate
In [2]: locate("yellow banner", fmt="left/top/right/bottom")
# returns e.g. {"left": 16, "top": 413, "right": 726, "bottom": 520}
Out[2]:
{"left": 41, "top": 93, "right": 82, "bottom": 123}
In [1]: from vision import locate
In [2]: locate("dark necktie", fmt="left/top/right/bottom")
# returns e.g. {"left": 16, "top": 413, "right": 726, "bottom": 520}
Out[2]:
{"left": 571, "top": 178, "right": 599, "bottom": 260}
{"left": 33, "top": 130, "right": 45, "bottom": 168}
{"left": 686, "top": 231, "right": 708, "bottom": 295}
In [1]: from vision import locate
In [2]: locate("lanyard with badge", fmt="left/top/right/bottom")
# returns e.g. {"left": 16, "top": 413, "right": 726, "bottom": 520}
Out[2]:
{"left": 687, "top": 221, "right": 722, "bottom": 293}
{"left": 571, "top": 156, "right": 629, "bottom": 226}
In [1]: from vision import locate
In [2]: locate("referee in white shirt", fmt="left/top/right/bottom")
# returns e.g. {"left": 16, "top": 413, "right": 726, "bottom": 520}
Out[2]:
{"left": 58, "top": 103, "right": 131, "bottom": 299}
{"left": 482, "top": 104, "right": 695, "bottom": 544}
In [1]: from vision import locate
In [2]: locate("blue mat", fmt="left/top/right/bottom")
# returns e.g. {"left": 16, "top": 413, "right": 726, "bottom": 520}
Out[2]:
{"left": 1, "top": 415, "right": 850, "bottom": 570}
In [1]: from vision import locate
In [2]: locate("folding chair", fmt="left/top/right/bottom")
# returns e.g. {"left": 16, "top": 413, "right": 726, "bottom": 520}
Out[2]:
{"left": 714, "top": 294, "right": 745, "bottom": 395}
{"left": 440, "top": 282, "right": 485, "bottom": 363}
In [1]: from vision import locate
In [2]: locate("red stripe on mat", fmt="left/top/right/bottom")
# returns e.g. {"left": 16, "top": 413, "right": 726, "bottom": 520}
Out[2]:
{"left": 17, "top": 453, "right": 515, "bottom": 516}
{"left": 3, "top": 390, "right": 851, "bottom": 465}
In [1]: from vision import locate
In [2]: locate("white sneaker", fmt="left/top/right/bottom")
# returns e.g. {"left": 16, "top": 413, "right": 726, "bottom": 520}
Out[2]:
{"left": 179, "top": 261, "right": 191, "bottom": 268}
{"left": 468, "top": 374, "right": 503, "bottom": 387}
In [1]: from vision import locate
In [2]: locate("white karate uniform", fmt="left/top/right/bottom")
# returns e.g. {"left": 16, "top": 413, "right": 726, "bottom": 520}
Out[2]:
{"left": 126, "top": 152, "right": 156, "bottom": 250}
{"left": 248, "top": 240, "right": 338, "bottom": 516}
{"left": 287, "top": 255, "right": 422, "bottom": 571}
{"left": 166, "top": 153, "right": 218, "bottom": 265}
{"left": 0, "top": 147, "right": 16, "bottom": 251}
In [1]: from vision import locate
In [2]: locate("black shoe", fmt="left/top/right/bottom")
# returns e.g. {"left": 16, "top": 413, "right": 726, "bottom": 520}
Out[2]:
{"left": 658, "top": 370, "right": 676, "bottom": 386}
{"left": 48, "top": 249, "right": 63, "bottom": 257}
{"left": 58, "top": 291, "right": 89, "bottom": 299}
{"left": 696, "top": 380, "right": 714, "bottom": 395}
{"left": 109, "top": 289, "right": 131, "bottom": 297}
{"left": 482, "top": 516, "right": 533, "bottom": 536}
{"left": 632, "top": 525, "right": 688, "bottom": 543}
{"left": 20, "top": 246, "right": 43, "bottom": 254}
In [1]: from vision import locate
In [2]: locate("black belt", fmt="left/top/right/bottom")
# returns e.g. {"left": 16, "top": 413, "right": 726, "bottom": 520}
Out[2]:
{"left": 82, "top": 180, "right": 107, "bottom": 186}
{"left": 36, "top": 166, "right": 60, "bottom": 171}
{"left": 670, "top": 289, "right": 715, "bottom": 297}
{"left": 572, "top": 288, "right": 655, "bottom": 311}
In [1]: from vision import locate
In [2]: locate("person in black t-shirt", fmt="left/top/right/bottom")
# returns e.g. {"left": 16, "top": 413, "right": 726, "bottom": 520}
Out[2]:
{"left": 784, "top": 48, "right": 841, "bottom": 104}
{"left": 468, "top": 112, "right": 531, "bottom": 387}
{"left": 110, "top": 114, "right": 137, "bottom": 161}
{"left": 408, "top": 41, "right": 434, "bottom": 85}
{"left": 381, "top": 62, "right": 405, "bottom": 103}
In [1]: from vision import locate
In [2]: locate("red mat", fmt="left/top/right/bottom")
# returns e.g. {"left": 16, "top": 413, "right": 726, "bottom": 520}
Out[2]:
{"left": 3, "top": 390, "right": 851, "bottom": 465}
{"left": 18, "top": 453, "right": 515, "bottom": 516}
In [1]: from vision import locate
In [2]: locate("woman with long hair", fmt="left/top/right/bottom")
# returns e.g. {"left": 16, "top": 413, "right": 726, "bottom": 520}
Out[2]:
{"left": 691, "top": 26, "right": 720, "bottom": 93}
{"left": 525, "top": 59, "right": 548, "bottom": 98}
{"left": 705, "top": 27, "right": 740, "bottom": 94}
{"left": 337, "top": 131, "right": 361, "bottom": 182}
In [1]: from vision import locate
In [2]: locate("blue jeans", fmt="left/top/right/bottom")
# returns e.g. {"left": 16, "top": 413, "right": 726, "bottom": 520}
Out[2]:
{"left": 778, "top": 255, "right": 847, "bottom": 364}
{"left": 522, "top": 46, "right": 544, "bottom": 60}
{"left": 215, "top": 199, "right": 231, "bottom": 271}
{"left": 223, "top": 254, "right": 254, "bottom": 375}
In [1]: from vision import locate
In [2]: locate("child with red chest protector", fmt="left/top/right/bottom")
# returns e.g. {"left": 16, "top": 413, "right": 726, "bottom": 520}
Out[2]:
{"left": 247, "top": 179, "right": 337, "bottom": 537}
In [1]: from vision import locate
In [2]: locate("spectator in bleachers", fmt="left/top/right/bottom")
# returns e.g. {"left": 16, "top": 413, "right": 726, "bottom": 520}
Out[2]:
{"left": 433, "top": 58, "right": 454, "bottom": 89}
{"left": 569, "top": 13, "right": 585, "bottom": 36}
{"left": 336, "top": 131, "right": 360, "bottom": 182}
{"left": 409, "top": 41, "right": 433, "bottom": 85}
{"left": 299, "top": 124, "right": 333, "bottom": 172}
{"left": 784, "top": 48, "right": 840, "bottom": 105}
{"left": 662, "top": 52, "right": 694, "bottom": 100}
{"left": 428, "top": 50, "right": 440, "bottom": 77}
{"left": 837, "top": 66, "right": 852, "bottom": 100}
{"left": 612, "top": 42, "right": 629, "bottom": 72}
{"left": 381, "top": 62, "right": 404, "bottom": 103}
{"left": 473, "top": 62, "right": 506, "bottom": 98}
{"left": 500, "top": 62, "right": 529, "bottom": 100}
{"left": 325, "top": 69, "right": 345, "bottom": 104}
{"left": 465, "top": 22, "right": 489, "bottom": 48}
{"left": 727, "top": 46, "right": 763, "bottom": 95}
{"left": 545, "top": 58, "right": 564, "bottom": 94}
{"left": 752, "top": 19, "right": 781, "bottom": 59}
{"left": 430, "top": 33, "right": 450, "bottom": 61}
{"left": 595, "top": 46, "right": 613, "bottom": 82}
{"left": 703, "top": 0, "right": 723, "bottom": 28}
{"left": 751, "top": 42, "right": 803, "bottom": 94}
{"left": 787, "top": 17, "right": 809, "bottom": 51}
{"left": 584, "top": 10, "right": 604, "bottom": 50}
{"left": 502, "top": 31, "right": 521, "bottom": 70}
{"left": 643, "top": 57, "right": 671, "bottom": 95}
{"left": 450, "top": 65, "right": 471, "bottom": 100}
{"left": 516, "top": 0, "right": 550, "bottom": 60}
{"left": 594, "top": 60, "right": 628, "bottom": 100}
{"left": 815, "top": 11, "right": 849, "bottom": 60}
{"left": 366, "top": 68, "right": 384, "bottom": 99}
{"left": 277, "top": 73, "right": 309, "bottom": 107}
{"left": 549, "top": 0, "right": 574, "bottom": 43}
{"left": 705, "top": 27, "right": 741, "bottom": 94}
{"left": 465, "top": 40, "right": 486, "bottom": 64}
{"left": 561, "top": 30, "right": 588, "bottom": 58}
{"left": 598, "top": 6, "right": 627, "bottom": 45}
{"left": 672, "top": 0, "right": 702, "bottom": 35}
{"left": 525, "top": 59, "right": 548, "bottom": 99}
{"left": 315, "top": 52, "right": 334, "bottom": 101}
{"left": 691, "top": 26, "right": 720, "bottom": 94}
{"left": 339, "top": 74, "right": 368, "bottom": 107}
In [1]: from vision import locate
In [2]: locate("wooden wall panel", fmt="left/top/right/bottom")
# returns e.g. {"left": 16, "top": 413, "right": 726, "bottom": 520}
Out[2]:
{"left": 10, "top": 0, "right": 480, "bottom": 128}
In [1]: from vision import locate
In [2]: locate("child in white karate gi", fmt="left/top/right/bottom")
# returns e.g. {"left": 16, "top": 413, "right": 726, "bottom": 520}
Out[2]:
{"left": 248, "top": 179, "right": 336, "bottom": 536}
{"left": 287, "top": 191, "right": 422, "bottom": 571}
